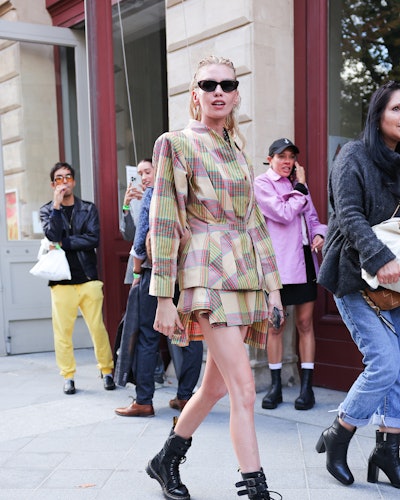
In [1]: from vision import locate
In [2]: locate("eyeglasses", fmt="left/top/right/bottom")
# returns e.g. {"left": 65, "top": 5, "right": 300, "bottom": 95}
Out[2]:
{"left": 53, "top": 174, "right": 73, "bottom": 185}
{"left": 197, "top": 80, "right": 239, "bottom": 93}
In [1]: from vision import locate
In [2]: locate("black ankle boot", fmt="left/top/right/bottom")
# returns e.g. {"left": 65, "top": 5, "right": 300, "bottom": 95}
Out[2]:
{"left": 367, "top": 430, "right": 400, "bottom": 488}
{"left": 294, "top": 368, "right": 315, "bottom": 410}
{"left": 235, "top": 468, "right": 282, "bottom": 499}
{"left": 315, "top": 417, "right": 356, "bottom": 485}
{"left": 146, "top": 430, "right": 192, "bottom": 499}
{"left": 261, "top": 369, "right": 282, "bottom": 410}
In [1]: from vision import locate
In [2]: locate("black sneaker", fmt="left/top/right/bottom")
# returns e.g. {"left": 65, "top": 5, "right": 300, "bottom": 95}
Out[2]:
{"left": 103, "top": 374, "right": 116, "bottom": 391}
{"left": 63, "top": 379, "right": 75, "bottom": 395}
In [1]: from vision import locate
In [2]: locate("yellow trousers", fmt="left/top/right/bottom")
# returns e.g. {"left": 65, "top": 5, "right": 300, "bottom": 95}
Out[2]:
{"left": 50, "top": 281, "right": 114, "bottom": 379}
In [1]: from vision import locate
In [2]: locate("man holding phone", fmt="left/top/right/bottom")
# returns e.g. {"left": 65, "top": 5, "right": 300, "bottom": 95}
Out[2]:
{"left": 39, "top": 162, "right": 115, "bottom": 395}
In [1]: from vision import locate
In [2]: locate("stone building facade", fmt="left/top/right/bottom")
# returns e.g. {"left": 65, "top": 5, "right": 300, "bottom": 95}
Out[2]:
{"left": 0, "top": 0, "right": 300, "bottom": 391}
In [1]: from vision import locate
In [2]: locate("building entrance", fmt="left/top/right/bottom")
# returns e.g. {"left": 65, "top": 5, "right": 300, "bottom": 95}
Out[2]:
{"left": 0, "top": 19, "right": 92, "bottom": 354}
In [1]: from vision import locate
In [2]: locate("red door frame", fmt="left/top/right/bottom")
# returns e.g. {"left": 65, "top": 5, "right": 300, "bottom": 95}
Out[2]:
{"left": 294, "top": 0, "right": 363, "bottom": 391}
{"left": 46, "top": 0, "right": 85, "bottom": 27}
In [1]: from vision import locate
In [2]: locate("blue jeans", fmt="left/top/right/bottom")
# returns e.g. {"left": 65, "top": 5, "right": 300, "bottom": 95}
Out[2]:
{"left": 168, "top": 340, "right": 203, "bottom": 400}
{"left": 134, "top": 269, "right": 160, "bottom": 405}
{"left": 334, "top": 291, "right": 400, "bottom": 428}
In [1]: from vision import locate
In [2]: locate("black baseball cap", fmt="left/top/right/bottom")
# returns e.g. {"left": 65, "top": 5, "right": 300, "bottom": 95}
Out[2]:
{"left": 268, "top": 138, "right": 299, "bottom": 156}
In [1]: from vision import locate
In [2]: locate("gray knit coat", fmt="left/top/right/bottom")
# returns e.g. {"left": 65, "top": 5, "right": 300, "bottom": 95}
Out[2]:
{"left": 318, "top": 139, "right": 400, "bottom": 297}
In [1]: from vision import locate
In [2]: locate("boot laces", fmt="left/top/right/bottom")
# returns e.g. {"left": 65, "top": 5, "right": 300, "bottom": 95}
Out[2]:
{"left": 168, "top": 454, "right": 186, "bottom": 485}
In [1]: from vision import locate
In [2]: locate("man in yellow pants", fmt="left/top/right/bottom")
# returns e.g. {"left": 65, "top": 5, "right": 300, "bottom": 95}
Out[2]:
{"left": 40, "top": 161, "right": 115, "bottom": 395}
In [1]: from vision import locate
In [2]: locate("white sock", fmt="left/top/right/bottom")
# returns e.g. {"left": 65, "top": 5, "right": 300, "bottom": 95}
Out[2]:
{"left": 269, "top": 363, "right": 282, "bottom": 370}
{"left": 301, "top": 362, "right": 314, "bottom": 370}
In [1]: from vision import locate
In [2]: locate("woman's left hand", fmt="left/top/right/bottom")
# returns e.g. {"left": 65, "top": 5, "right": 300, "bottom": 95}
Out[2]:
{"left": 267, "top": 289, "right": 285, "bottom": 329}
{"left": 294, "top": 162, "right": 306, "bottom": 184}
{"left": 132, "top": 276, "right": 141, "bottom": 287}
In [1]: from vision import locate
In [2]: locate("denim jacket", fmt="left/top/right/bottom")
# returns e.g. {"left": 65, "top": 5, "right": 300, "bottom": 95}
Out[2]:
{"left": 133, "top": 187, "right": 153, "bottom": 260}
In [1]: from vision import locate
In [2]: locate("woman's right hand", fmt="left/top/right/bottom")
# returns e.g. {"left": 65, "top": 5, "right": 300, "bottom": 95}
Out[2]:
{"left": 123, "top": 185, "right": 143, "bottom": 207}
{"left": 376, "top": 259, "right": 400, "bottom": 285}
{"left": 153, "top": 297, "right": 184, "bottom": 338}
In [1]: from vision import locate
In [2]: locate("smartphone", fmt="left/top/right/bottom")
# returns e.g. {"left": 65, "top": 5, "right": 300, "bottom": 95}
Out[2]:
{"left": 289, "top": 166, "right": 297, "bottom": 182}
{"left": 129, "top": 170, "right": 142, "bottom": 192}
{"left": 126, "top": 165, "right": 142, "bottom": 191}
{"left": 271, "top": 306, "right": 282, "bottom": 329}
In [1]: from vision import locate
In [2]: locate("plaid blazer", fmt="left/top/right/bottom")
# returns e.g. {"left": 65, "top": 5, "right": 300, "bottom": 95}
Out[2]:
{"left": 149, "top": 120, "right": 281, "bottom": 298}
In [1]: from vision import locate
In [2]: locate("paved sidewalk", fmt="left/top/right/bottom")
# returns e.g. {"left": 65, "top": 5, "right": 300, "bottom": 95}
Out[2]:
{"left": 0, "top": 348, "right": 398, "bottom": 499}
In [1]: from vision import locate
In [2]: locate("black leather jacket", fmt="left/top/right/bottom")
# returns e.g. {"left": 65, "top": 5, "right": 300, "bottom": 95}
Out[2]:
{"left": 39, "top": 197, "right": 100, "bottom": 280}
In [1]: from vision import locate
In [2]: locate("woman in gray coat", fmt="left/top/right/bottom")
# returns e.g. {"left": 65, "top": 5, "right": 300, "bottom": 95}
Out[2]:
{"left": 317, "top": 81, "right": 400, "bottom": 490}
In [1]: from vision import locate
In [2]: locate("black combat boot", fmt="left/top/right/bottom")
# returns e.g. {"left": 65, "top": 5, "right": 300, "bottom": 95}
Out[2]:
{"left": 146, "top": 431, "right": 192, "bottom": 499}
{"left": 235, "top": 468, "right": 282, "bottom": 499}
{"left": 261, "top": 369, "right": 282, "bottom": 410}
{"left": 368, "top": 430, "right": 400, "bottom": 488}
{"left": 315, "top": 417, "right": 356, "bottom": 485}
{"left": 294, "top": 368, "right": 315, "bottom": 410}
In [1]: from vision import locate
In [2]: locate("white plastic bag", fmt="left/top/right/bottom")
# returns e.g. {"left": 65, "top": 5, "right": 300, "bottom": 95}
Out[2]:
{"left": 29, "top": 239, "right": 71, "bottom": 281}
{"left": 361, "top": 217, "right": 400, "bottom": 292}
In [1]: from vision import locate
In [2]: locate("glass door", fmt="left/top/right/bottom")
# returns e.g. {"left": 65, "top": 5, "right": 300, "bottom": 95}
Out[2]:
{"left": 0, "top": 19, "right": 91, "bottom": 354}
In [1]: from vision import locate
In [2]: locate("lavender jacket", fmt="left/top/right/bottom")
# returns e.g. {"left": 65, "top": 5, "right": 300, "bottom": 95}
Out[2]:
{"left": 254, "top": 167, "right": 327, "bottom": 285}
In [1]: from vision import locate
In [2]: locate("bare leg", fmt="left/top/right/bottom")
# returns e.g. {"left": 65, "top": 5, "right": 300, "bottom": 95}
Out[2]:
{"left": 175, "top": 315, "right": 261, "bottom": 472}
{"left": 295, "top": 301, "right": 315, "bottom": 363}
{"left": 174, "top": 345, "right": 228, "bottom": 439}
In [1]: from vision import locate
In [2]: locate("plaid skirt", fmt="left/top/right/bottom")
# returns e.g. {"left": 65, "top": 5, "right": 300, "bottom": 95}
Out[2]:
{"left": 171, "top": 287, "right": 270, "bottom": 349}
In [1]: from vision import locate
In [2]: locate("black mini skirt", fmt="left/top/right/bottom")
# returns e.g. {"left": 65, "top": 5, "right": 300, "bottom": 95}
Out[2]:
{"left": 280, "top": 245, "right": 317, "bottom": 306}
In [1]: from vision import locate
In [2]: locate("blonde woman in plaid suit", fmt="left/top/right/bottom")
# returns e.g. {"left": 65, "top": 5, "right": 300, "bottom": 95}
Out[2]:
{"left": 146, "top": 56, "right": 283, "bottom": 500}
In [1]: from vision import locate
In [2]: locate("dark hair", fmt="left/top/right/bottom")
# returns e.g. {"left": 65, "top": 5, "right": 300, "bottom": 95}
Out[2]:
{"left": 50, "top": 162, "right": 75, "bottom": 182}
{"left": 141, "top": 158, "right": 153, "bottom": 164}
{"left": 362, "top": 81, "right": 400, "bottom": 184}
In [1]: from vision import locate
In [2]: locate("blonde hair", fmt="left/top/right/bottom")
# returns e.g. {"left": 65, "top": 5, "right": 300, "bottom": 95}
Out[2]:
{"left": 189, "top": 55, "right": 245, "bottom": 149}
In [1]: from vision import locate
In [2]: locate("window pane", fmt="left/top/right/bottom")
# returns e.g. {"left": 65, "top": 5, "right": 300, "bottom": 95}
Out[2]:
{"left": 0, "top": 40, "right": 80, "bottom": 240}
{"left": 328, "top": 0, "right": 400, "bottom": 169}
{"left": 112, "top": 0, "right": 167, "bottom": 208}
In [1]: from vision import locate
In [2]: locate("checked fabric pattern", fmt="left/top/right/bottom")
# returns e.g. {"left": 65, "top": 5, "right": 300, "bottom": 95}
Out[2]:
{"left": 149, "top": 120, "right": 281, "bottom": 348}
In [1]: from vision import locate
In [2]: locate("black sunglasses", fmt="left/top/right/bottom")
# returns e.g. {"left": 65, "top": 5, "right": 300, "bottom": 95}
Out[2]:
{"left": 197, "top": 80, "right": 239, "bottom": 93}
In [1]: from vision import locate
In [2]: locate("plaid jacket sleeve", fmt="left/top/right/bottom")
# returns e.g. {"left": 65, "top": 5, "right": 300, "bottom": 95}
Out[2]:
{"left": 149, "top": 133, "right": 188, "bottom": 297}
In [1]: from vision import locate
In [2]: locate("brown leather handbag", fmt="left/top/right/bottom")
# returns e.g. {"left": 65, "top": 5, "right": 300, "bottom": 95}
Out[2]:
{"left": 361, "top": 288, "right": 400, "bottom": 334}
{"left": 362, "top": 288, "right": 400, "bottom": 310}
